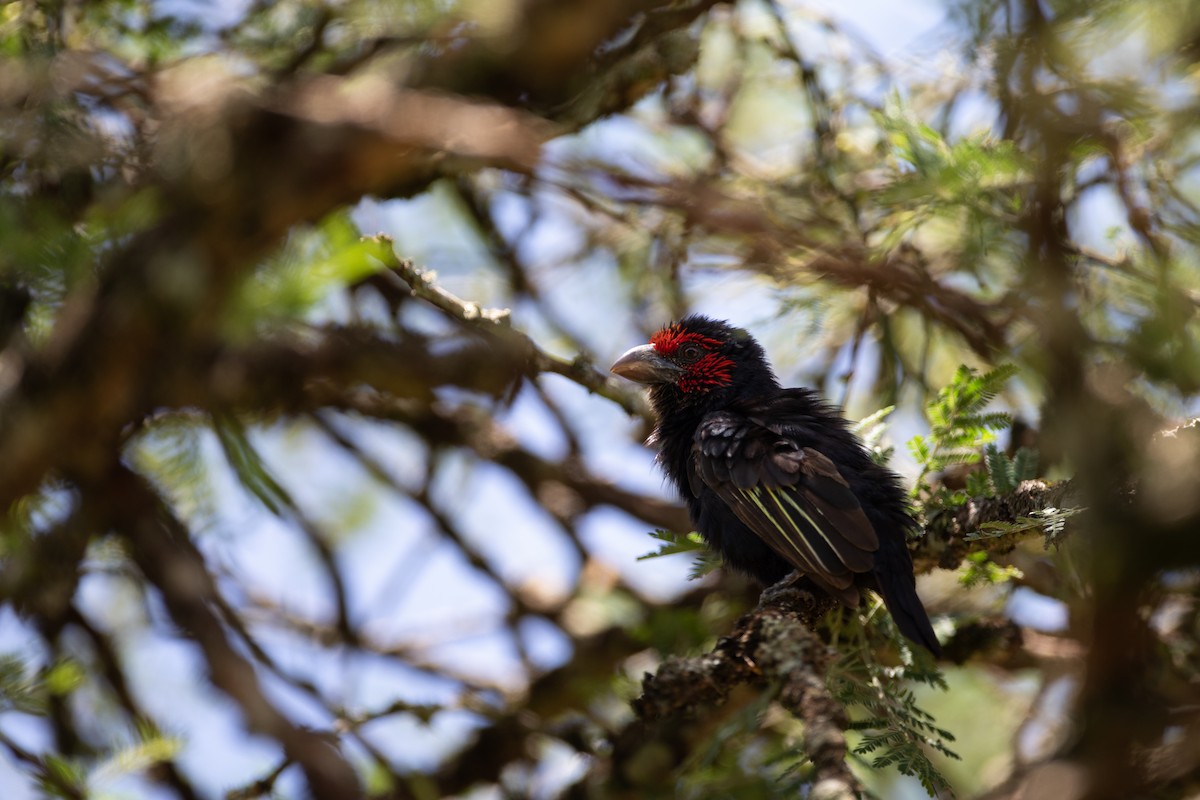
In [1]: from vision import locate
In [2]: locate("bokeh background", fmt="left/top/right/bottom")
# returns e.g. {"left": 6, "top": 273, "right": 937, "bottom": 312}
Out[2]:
{"left": 2, "top": 0, "right": 1200, "bottom": 797}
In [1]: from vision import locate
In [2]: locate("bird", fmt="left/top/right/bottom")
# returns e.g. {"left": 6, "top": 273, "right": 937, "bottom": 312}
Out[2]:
{"left": 611, "top": 315, "right": 940, "bottom": 655}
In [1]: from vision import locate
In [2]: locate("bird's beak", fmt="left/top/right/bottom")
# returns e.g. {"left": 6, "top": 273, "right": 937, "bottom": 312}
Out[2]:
{"left": 610, "top": 344, "right": 683, "bottom": 385}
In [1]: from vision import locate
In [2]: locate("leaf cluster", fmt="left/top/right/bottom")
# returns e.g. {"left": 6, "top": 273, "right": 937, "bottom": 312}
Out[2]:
{"left": 827, "top": 612, "right": 959, "bottom": 796}
{"left": 0, "top": 655, "right": 179, "bottom": 799}
{"left": 639, "top": 528, "right": 723, "bottom": 581}
{"left": 908, "top": 364, "right": 1019, "bottom": 506}
{"left": 958, "top": 550, "right": 1023, "bottom": 588}
{"left": 964, "top": 506, "right": 1082, "bottom": 550}
{"left": 978, "top": 442, "right": 1039, "bottom": 496}
{"left": 852, "top": 406, "right": 897, "bottom": 467}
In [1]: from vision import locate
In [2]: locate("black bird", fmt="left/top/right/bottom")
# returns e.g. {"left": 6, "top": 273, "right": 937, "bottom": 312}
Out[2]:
{"left": 611, "top": 315, "right": 940, "bottom": 655}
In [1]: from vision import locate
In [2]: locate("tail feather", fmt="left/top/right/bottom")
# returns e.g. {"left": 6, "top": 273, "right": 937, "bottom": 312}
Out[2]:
{"left": 873, "top": 536, "right": 941, "bottom": 656}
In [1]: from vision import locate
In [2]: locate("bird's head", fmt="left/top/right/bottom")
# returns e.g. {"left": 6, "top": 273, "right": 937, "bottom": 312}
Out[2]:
{"left": 611, "top": 315, "right": 777, "bottom": 410}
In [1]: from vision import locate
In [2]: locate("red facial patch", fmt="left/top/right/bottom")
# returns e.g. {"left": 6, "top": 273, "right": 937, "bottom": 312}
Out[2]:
{"left": 679, "top": 352, "right": 734, "bottom": 392}
{"left": 650, "top": 325, "right": 725, "bottom": 356}
{"left": 650, "top": 324, "right": 733, "bottom": 392}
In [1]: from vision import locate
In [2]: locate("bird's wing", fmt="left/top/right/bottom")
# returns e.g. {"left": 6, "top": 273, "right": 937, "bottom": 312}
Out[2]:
{"left": 691, "top": 410, "right": 880, "bottom": 603}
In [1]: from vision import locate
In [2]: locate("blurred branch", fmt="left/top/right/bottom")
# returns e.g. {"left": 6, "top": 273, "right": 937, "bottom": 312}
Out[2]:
{"left": 571, "top": 174, "right": 1011, "bottom": 358}
{"left": 0, "top": 0, "right": 709, "bottom": 515}
{"left": 265, "top": 78, "right": 554, "bottom": 173}
{"left": 1, "top": 498, "right": 92, "bottom": 636}
{"left": 425, "top": 579, "right": 722, "bottom": 798}
{"left": 225, "top": 758, "right": 293, "bottom": 800}
{"left": 322, "top": 394, "right": 688, "bottom": 533}
{"left": 412, "top": 0, "right": 718, "bottom": 120}
{"left": 83, "top": 464, "right": 362, "bottom": 800}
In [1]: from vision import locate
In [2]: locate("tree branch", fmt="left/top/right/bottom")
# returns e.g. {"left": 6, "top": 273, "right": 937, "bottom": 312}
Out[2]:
{"left": 914, "top": 479, "right": 1079, "bottom": 573}
{"left": 635, "top": 590, "right": 858, "bottom": 795}
{"left": 372, "top": 240, "right": 646, "bottom": 417}
{"left": 83, "top": 464, "right": 362, "bottom": 800}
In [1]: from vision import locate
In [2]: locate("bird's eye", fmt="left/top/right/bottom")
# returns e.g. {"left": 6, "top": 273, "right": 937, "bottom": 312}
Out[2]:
{"left": 677, "top": 343, "right": 704, "bottom": 362}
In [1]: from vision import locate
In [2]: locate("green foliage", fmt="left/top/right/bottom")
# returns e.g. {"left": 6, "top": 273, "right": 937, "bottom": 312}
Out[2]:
{"left": 958, "top": 551, "right": 1023, "bottom": 588}
{"left": 0, "top": 654, "right": 46, "bottom": 714}
{"left": 634, "top": 605, "right": 720, "bottom": 657}
{"left": 224, "top": 212, "right": 385, "bottom": 339}
{"left": 874, "top": 99, "right": 1029, "bottom": 279}
{"left": 0, "top": 655, "right": 87, "bottom": 717}
{"left": 908, "top": 364, "right": 1019, "bottom": 505}
{"left": 639, "top": 529, "right": 722, "bottom": 580}
{"left": 127, "top": 415, "right": 216, "bottom": 530}
{"left": 964, "top": 506, "right": 1082, "bottom": 549}
{"left": 33, "top": 730, "right": 182, "bottom": 800}
{"left": 684, "top": 691, "right": 776, "bottom": 778}
{"left": 38, "top": 755, "right": 88, "bottom": 800}
{"left": 0, "top": 657, "right": 178, "bottom": 798}
{"left": 92, "top": 731, "right": 183, "bottom": 787}
{"left": 983, "top": 443, "right": 1040, "bottom": 495}
{"left": 213, "top": 415, "right": 294, "bottom": 515}
{"left": 963, "top": 468, "right": 992, "bottom": 499}
{"left": 43, "top": 659, "right": 85, "bottom": 698}
{"left": 879, "top": 102, "right": 1027, "bottom": 207}
{"left": 827, "top": 609, "right": 959, "bottom": 796}
{"left": 853, "top": 406, "right": 896, "bottom": 466}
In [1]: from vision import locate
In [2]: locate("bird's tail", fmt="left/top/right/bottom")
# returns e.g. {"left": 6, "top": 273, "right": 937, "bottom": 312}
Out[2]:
{"left": 872, "top": 533, "right": 941, "bottom": 657}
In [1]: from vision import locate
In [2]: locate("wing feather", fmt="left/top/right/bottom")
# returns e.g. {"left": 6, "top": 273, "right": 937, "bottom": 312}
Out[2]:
{"left": 692, "top": 411, "right": 880, "bottom": 603}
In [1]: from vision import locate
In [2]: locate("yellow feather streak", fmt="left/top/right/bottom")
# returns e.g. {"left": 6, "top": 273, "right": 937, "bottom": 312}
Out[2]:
{"left": 739, "top": 486, "right": 840, "bottom": 575}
